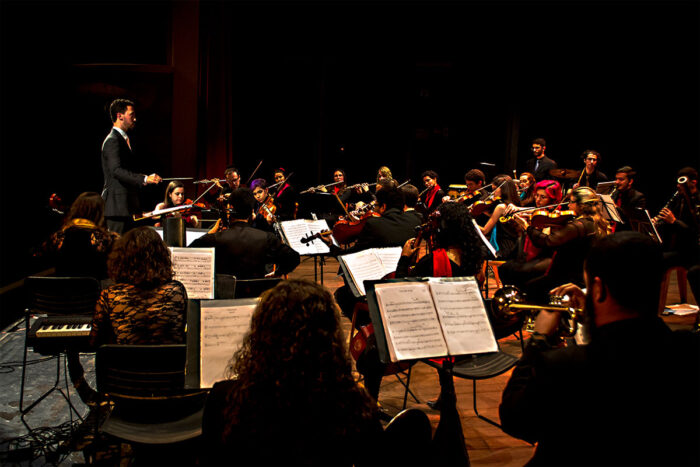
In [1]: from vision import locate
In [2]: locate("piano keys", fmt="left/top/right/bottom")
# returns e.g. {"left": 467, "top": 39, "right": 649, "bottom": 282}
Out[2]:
{"left": 27, "top": 315, "right": 93, "bottom": 355}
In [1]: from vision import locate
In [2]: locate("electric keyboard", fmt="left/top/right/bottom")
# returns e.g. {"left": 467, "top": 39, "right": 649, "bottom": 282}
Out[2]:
{"left": 27, "top": 315, "right": 93, "bottom": 355}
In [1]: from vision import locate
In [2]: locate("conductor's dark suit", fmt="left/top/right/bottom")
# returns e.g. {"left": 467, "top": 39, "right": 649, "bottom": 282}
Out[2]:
{"left": 101, "top": 128, "right": 145, "bottom": 233}
{"left": 524, "top": 155, "right": 558, "bottom": 181}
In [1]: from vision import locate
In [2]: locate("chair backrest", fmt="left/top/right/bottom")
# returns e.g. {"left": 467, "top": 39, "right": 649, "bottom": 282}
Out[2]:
{"left": 383, "top": 408, "right": 433, "bottom": 465}
{"left": 215, "top": 274, "right": 237, "bottom": 299}
{"left": 234, "top": 277, "right": 283, "bottom": 298}
{"left": 96, "top": 344, "right": 206, "bottom": 422}
{"left": 24, "top": 276, "right": 101, "bottom": 316}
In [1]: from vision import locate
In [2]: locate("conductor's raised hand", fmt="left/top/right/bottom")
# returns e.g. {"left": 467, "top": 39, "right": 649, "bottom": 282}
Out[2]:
{"left": 146, "top": 173, "right": 162, "bottom": 184}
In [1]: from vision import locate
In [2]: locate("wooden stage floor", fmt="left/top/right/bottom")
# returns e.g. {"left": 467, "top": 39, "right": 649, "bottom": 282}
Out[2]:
{"left": 0, "top": 254, "right": 695, "bottom": 466}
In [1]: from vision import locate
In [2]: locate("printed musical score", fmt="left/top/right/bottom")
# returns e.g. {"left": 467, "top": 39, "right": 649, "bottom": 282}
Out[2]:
{"left": 170, "top": 247, "right": 215, "bottom": 299}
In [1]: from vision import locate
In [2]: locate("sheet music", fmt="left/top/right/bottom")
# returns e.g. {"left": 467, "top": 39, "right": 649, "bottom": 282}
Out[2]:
{"left": 375, "top": 247, "right": 403, "bottom": 275}
{"left": 279, "top": 219, "right": 331, "bottom": 255}
{"left": 428, "top": 280, "right": 498, "bottom": 355}
{"left": 170, "top": 247, "right": 215, "bottom": 299}
{"left": 200, "top": 301, "right": 256, "bottom": 388}
{"left": 374, "top": 282, "right": 448, "bottom": 361}
{"left": 155, "top": 227, "right": 209, "bottom": 247}
{"left": 340, "top": 249, "right": 386, "bottom": 296}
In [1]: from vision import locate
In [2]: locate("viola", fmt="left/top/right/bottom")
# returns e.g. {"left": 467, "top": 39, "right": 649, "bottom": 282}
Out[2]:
{"left": 529, "top": 209, "right": 576, "bottom": 229}
{"left": 469, "top": 197, "right": 502, "bottom": 217}
{"left": 258, "top": 196, "right": 278, "bottom": 224}
{"left": 454, "top": 189, "right": 484, "bottom": 206}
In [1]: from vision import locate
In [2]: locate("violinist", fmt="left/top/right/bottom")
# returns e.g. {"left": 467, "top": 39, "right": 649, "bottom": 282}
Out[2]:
{"left": 250, "top": 178, "right": 277, "bottom": 231}
{"left": 154, "top": 181, "right": 201, "bottom": 228}
{"left": 271, "top": 168, "right": 298, "bottom": 221}
{"left": 477, "top": 175, "right": 522, "bottom": 260}
{"left": 572, "top": 150, "right": 608, "bottom": 190}
{"left": 418, "top": 170, "right": 445, "bottom": 216}
{"left": 518, "top": 172, "right": 536, "bottom": 207}
{"left": 499, "top": 180, "right": 563, "bottom": 290}
{"left": 515, "top": 186, "right": 609, "bottom": 304}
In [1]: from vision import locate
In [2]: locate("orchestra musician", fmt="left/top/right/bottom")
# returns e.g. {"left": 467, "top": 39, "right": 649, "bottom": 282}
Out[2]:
{"left": 653, "top": 167, "right": 700, "bottom": 306}
{"left": 518, "top": 172, "right": 536, "bottom": 207}
{"left": 523, "top": 138, "right": 558, "bottom": 181}
{"left": 271, "top": 168, "right": 298, "bottom": 221}
{"left": 477, "top": 175, "right": 522, "bottom": 260}
{"left": 465, "top": 169, "right": 487, "bottom": 196}
{"left": 400, "top": 184, "right": 424, "bottom": 225}
{"left": 572, "top": 150, "right": 608, "bottom": 190}
{"left": 611, "top": 165, "right": 646, "bottom": 232}
{"left": 190, "top": 188, "right": 300, "bottom": 279}
{"left": 250, "top": 178, "right": 278, "bottom": 231}
{"left": 499, "top": 180, "right": 563, "bottom": 290}
{"left": 418, "top": 170, "right": 445, "bottom": 216}
{"left": 513, "top": 186, "right": 609, "bottom": 304}
{"left": 154, "top": 181, "right": 200, "bottom": 228}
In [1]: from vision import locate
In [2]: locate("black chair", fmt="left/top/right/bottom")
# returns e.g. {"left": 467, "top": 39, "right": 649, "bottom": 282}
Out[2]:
{"left": 234, "top": 277, "right": 283, "bottom": 298}
{"left": 383, "top": 408, "right": 433, "bottom": 465}
{"left": 20, "top": 276, "right": 101, "bottom": 431}
{"left": 95, "top": 344, "right": 207, "bottom": 447}
{"left": 426, "top": 350, "right": 519, "bottom": 429}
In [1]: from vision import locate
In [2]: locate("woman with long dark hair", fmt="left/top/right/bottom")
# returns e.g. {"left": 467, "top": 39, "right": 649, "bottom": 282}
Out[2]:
{"left": 478, "top": 175, "right": 522, "bottom": 260}
{"left": 201, "top": 279, "right": 382, "bottom": 466}
{"left": 33, "top": 191, "right": 118, "bottom": 280}
{"left": 154, "top": 180, "right": 200, "bottom": 228}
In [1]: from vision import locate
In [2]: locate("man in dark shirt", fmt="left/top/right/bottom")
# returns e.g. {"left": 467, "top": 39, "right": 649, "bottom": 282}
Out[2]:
{"left": 499, "top": 232, "right": 699, "bottom": 467}
{"left": 572, "top": 149, "right": 608, "bottom": 190}
{"left": 190, "top": 188, "right": 300, "bottom": 279}
{"left": 611, "top": 165, "right": 646, "bottom": 231}
{"left": 523, "top": 138, "right": 558, "bottom": 182}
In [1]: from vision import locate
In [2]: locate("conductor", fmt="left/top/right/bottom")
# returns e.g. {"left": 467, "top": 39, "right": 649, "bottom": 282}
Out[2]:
{"left": 101, "top": 98, "right": 162, "bottom": 233}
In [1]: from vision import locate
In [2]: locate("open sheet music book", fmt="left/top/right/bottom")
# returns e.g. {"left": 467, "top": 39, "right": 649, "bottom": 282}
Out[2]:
{"left": 199, "top": 298, "right": 257, "bottom": 388}
{"left": 367, "top": 278, "right": 498, "bottom": 363}
{"left": 278, "top": 219, "right": 333, "bottom": 255}
{"left": 337, "top": 247, "right": 403, "bottom": 297}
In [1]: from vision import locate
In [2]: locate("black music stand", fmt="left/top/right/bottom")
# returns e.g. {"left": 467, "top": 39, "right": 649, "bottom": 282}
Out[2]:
{"left": 629, "top": 207, "right": 662, "bottom": 244}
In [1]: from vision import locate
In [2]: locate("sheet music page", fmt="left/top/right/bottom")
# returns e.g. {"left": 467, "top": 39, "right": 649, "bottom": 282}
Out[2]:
{"left": 374, "top": 282, "right": 448, "bottom": 361}
{"left": 428, "top": 280, "right": 498, "bottom": 356}
{"left": 280, "top": 220, "right": 331, "bottom": 255}
{"left": 374, "top": 247, "right": 403, "bottom": 276}
{"left": 200, "top": 301, "right": 256, "bottom": 388}
{"left": 304, "top": 219, "right": 333, "bottom": 253}
{"left": 170, "top": 247, "right": 215, "bottom": 299}
{"left": 340, "top": 249, "right": 385, "bottom": 296}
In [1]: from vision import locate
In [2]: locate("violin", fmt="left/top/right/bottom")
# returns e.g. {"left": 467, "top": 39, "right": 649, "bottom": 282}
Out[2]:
{"left": 529, "top": 209, "right": 576, "bottom": 229}
{"left": 332, "top": 202, "right": 381, "bottom": 244}
{"left": 258, "top": 195, "right": 278, "bottom": 224}
{"left": 469, "top": 196, "right": 502, "bottom": 217}
{"left": 300, "top": 230, "right": 333, "bottom": 244}
{"left": 407, "top": 210, "right": 441, "bottom": 273}
{"left": 454, "top": 189, "right": 484, "bottom": 206}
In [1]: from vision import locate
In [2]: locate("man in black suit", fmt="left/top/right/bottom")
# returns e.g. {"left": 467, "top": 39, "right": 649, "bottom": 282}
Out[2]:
{"left": 101, "top": 98, "right": 162, "bottom": 233}
{"left": 190, "top": 188, "right": 300, "bottom": 279}
{"left": 523, "top": 137, "right": 558, "bottom": 181}
{"left": 611, "top": 165, "right": 646, "bottom": 231}
{"left": 500, "top": 232, "right": 699, "bottom": 467}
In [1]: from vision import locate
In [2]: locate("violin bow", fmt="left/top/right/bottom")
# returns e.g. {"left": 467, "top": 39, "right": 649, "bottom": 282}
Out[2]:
{"left": 246, "top": 160, "right": 264, "bottom": 186}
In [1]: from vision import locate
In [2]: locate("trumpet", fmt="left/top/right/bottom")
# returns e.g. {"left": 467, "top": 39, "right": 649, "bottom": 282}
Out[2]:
{"left": 491, "top": 285, "right": 583, "bottom": 338}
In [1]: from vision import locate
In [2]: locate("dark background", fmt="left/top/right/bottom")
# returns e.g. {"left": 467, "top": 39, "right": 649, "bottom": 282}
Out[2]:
{"left": 1, "top": 0, "right": 699, "bottom": 289}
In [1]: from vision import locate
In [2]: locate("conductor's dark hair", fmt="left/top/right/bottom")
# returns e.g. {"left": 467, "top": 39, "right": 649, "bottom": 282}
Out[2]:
{"left": 532, "top": 138, "right": 546, "bottom": 147}
{"left": 585, "top": 231, "right": 663, "bottom": 318}
{"left": 375, "top": 186, "right": 404, "bottom": 211}
{"left": 464, "top": 169, "right": 486, "bottom": 185}
{"left": 401, "top": 184, "right": 420, "bottom": 208}
{"left": 109, "top": 98, "right": 135, "bottom": 123}
{"left": 229, "top": 188, "right": 256, "bottom": 219}
{"left": 677, "top": 166, "right": 698, "bottom": 181}
{"left": 616, "top": 166, "right": 637, "bottom": 181}
{"left": 581, "top": 150, "right": 601, "bottom": 162}
{"left": 422, "top": 170, "right": 438, "bottom": 180}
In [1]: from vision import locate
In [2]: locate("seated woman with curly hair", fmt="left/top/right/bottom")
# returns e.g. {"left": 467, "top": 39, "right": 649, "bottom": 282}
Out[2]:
{"left": 201, "top": 279, "right": 384, "bottom": 467}
{"left": 70, "top": 226, "right": 187, "bottom": 404}
{"left": 89, "top": 226, "right": 187, "bottom": 346}
{"left": 33, "top": 191, "right": 119, "bottom": 281}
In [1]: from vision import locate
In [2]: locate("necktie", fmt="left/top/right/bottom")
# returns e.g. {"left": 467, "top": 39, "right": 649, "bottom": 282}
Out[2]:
{"left": 125, "top": 136, "right": 132, "bottom": 151}
{"left": 534, "top": 159, "right": 540, "bottom": 172}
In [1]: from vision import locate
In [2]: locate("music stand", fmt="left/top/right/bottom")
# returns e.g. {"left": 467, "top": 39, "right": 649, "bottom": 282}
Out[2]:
{"left": 595, "top": 181, "right": 616, "bottom": 195}
{"left": 598, "top": 194, "right": 622, "bottom": 224}
{"left": 629, "top": 208, "right": 663, "bottom": 244}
